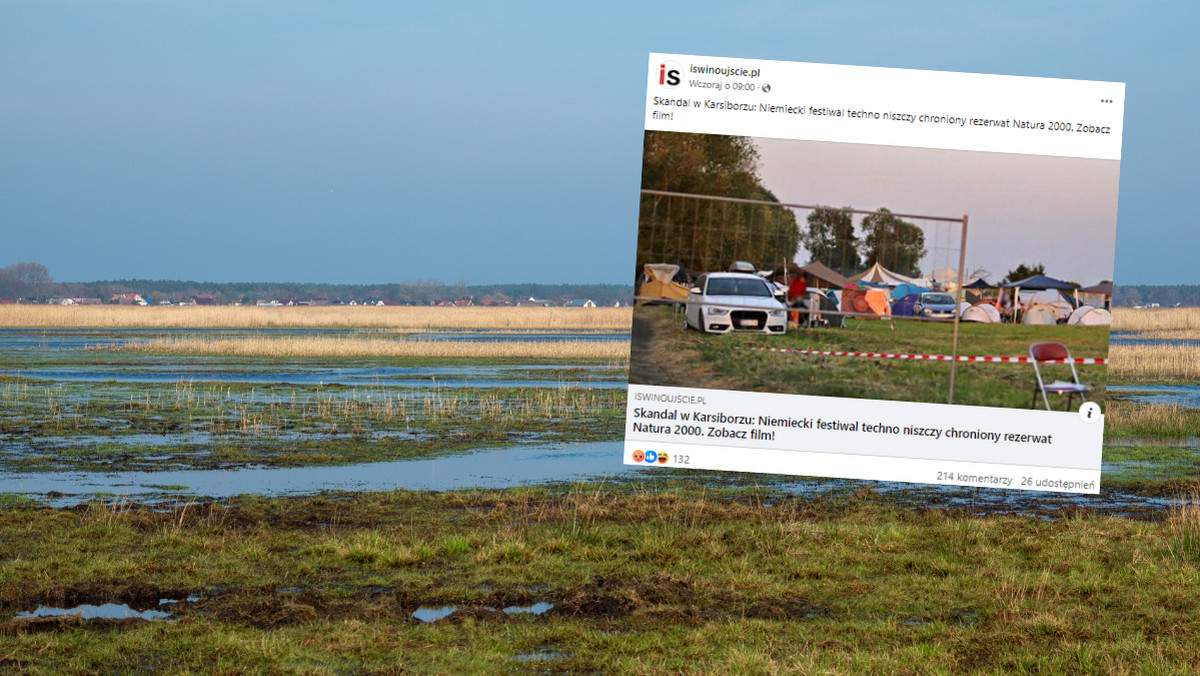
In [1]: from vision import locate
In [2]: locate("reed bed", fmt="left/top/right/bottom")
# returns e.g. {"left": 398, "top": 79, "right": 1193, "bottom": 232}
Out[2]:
{"left": 1111, "top": 307, "right": 1200, "bottom": 333}
{"left": 0, "top": 304, "right": 633, "bottom": 331}
{"left": 1104, "top": 400, "right": 1200, "bottom": 439}
{"left": 1107, "top": 342, "right": 1200, "bottom": 381}
{"left": 95, "top": 335, "right": 630, "bottom": 360}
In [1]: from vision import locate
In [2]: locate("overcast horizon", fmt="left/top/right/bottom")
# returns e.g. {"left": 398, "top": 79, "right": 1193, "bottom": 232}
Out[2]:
{"left": 2, "top": 2, "right": 1195, "bottom": 285}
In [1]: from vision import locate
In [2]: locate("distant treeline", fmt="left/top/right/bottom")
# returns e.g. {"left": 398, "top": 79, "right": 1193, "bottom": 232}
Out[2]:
{"left": 9, "top": 273, "right": 634, "bottom": 306}
{"left": 1113, "top": 285, "right": 1200, "bottom": 308}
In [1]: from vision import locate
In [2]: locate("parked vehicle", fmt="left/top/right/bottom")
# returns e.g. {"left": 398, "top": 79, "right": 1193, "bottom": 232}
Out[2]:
{"left": 684, "top": 273, "right": 788, "bottom": 334}
{"left": 915, "top": 292, "right": 958, "bottom": 319}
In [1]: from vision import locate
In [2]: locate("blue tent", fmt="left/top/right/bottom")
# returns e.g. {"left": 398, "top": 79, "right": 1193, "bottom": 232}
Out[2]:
{"left": 1001, "top": 274, "right": 1076, "bottom": 291}
{"left": 890, "top": 283, "right": 928, "bottom": 300}
{"left": 892, "top": 294, "right": 920, "bottom": 316}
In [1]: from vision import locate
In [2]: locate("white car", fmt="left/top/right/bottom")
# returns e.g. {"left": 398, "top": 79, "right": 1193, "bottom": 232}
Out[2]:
{"left": 684, "top": 272, "right": 788, "bottom": 334}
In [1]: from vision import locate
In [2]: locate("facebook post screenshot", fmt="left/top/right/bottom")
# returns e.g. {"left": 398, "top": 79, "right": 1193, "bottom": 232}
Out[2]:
{"left": 626, "top": 54, "right": 1125, "bottom": 494}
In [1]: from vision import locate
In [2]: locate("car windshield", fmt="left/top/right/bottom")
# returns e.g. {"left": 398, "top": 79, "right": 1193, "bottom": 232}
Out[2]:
{"left": 706, "top": 278, "right": 772, "bottom": 297}
{"left": 923, "top": 293, "right": 954, "bottom": 304}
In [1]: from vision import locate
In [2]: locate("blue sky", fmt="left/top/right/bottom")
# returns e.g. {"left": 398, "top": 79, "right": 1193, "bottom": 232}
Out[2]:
{"left": 1, "top": 2, "right": 1193, "bottom": 285}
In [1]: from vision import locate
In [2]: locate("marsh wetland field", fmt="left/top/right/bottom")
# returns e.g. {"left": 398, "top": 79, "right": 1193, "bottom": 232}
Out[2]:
{"left": 1, "top": 306, "right": 1200, "bottom": 674}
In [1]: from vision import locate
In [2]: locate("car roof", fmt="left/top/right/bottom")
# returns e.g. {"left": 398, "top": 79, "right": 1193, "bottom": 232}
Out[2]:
{"left": 705, "top": 272, "right": 767, "bottom": 280}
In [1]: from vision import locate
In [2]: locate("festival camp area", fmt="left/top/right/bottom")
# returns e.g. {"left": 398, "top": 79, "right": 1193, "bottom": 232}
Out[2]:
{"left": 630, "top": 304, "right": 1110, "bottom": 410}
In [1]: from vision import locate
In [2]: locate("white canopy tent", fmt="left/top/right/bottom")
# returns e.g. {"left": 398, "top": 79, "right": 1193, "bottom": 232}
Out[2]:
{"left": 852, "top": 262, "right": 924, "bottom": 287}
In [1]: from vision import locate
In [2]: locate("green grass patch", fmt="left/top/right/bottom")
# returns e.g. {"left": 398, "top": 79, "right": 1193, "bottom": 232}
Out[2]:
{"left": 632, "top": 306, "right": 1109, "bottom": 410}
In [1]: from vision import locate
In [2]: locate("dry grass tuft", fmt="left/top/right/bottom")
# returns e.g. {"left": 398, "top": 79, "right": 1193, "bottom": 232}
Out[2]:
{"left": 95, "top": 336, "right": 630, "bottom": 360}
{"left": 1164, "top": 492, "right": 1200, "bottom": 565}
{"left": 0, "top": 305, "right": 633, "bottom": 331}
{"left": 1107, "top": 343, "right": 1200, "bottom": 381}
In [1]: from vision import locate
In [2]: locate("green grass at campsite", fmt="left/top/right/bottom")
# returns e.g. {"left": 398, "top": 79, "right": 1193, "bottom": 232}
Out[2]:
{"left": 633, "top": 306, "right": 1110, "bottom": 410}
{"left": 2, "top": 487, "right": 1200, "bottom": 674}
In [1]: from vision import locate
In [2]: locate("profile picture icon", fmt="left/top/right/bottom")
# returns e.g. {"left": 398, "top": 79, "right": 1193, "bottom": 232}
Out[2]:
{"left": 632, "top": 450, "right": 645, "bottom": 463}
{"left": 644, "top": 450, "right": 657, "bottom": 463}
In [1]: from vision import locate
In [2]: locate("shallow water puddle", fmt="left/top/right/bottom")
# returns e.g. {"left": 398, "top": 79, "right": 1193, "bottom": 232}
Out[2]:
{"left": 411, "top": 601, "right": 555, "bottom": 623}
{"left": 0, "top": 440, "right": 630, "bottom": 504}
{"left": 503, "top": 602, "right": 554, "bottom": 615}
{"left": 16, "top": 603, "right": 172, "bottom": 621}
{"left": 513, "top": 649, "right": 570, "bottom": 662}
{"left": 411, "top": 605, "right": 457, "bottom": 622}
{"left": 1109, "top": 384, "right": 1200, "bottom": 408}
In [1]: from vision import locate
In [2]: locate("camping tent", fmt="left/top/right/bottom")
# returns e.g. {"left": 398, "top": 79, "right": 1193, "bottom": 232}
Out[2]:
{"left": 1003, "top": 274, "right": 1077, "bottom": 291}
{"left": 800, "top": 261, "right": 853, "bottom": 289}
{"left": 962, "top": 304, "right": 1001, "bottom": 323}
{"left": 843, "top": 287, "right": 891, "bottom": 316}
{"left": 1022, "top": 304, "right": 1058, "bottom": 325}
{"left": 852, "top": 262, "right": 921, "bottom": 287}
{"left": 1027, "top": 289, "right": 1074, "bottom": 321}
{"left": 1078, "top": 281, "right": 1113, "bottom": 310}
{"left": 636, "top": 264, "right": 689, "bottom": 305}
{"left": 1068, "top": 305, "right": 1112, "bottom": 326}
{"left": 892, "top": 294, "right": 919, "bottom": 317}
{"left": 963, "top": 278, "right": 994, "bottom": 290}
{"left": 796, "top": 289, "right": 844, "bottom": 328}
{"left": 771, "top": 261, "right": 854, "bottom": 291}
{"left": 890, "top": 283, "right": 928, "bottom": 300}
{"left": 1003, "top": 274, "right": 1079, "bottom": 322}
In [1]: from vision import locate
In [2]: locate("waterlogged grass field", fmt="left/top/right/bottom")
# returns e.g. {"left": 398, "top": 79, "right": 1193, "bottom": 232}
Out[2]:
{"left": 1, "top": 306, "right": 1200, "bottom": 673}
{"left": 0, "top": 377, "right": 624, "bottom": 472}
{"left": 1, "top": 488, "right": 1199, "bottom": 673}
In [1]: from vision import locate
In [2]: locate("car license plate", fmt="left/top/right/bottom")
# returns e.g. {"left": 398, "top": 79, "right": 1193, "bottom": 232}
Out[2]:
{"left": 736, "top": 318, "right": 754, "bottom": 327}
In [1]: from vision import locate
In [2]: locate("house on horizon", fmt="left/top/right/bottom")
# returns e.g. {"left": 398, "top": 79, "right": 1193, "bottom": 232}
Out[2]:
{"left": 194, "top": 295, "right": 216, "bottom": 306}
{"left": 565, "top": 299, "right": 596, "bottom": 308}
{"left": 517, "top": 297, "right": 552, "bottom": 307}
{"left": 109, "top": 293, "right": 148, "bottom": 306}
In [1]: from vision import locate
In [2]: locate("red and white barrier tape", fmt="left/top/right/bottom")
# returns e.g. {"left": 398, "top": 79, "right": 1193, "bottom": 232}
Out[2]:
{"left": 758, "top": 347, "right": 1106, "bottom": 365}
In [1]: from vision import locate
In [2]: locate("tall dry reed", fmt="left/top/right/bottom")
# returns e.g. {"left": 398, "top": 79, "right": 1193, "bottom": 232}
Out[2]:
{"left": 0, "top": 305, "right": 632, "bottom": 331}
{"left": 95, "top": 336, "right": 630, "bottom": 360}
{"left": 1111, "top": 307, "right": 1200, "bottom": 333}
{"left": 1107, "top": 343, "right": 1200, "bottom": 381}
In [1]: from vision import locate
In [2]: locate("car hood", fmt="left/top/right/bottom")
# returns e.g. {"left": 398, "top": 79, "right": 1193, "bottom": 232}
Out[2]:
{"left": 700, "top": 294, "right": 785, "bottom": 310}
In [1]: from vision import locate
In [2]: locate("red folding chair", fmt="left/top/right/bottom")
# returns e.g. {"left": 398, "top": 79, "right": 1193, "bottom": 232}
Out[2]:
{"left": 1029, "top": 342, "right": 1091, "bottom": 411}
